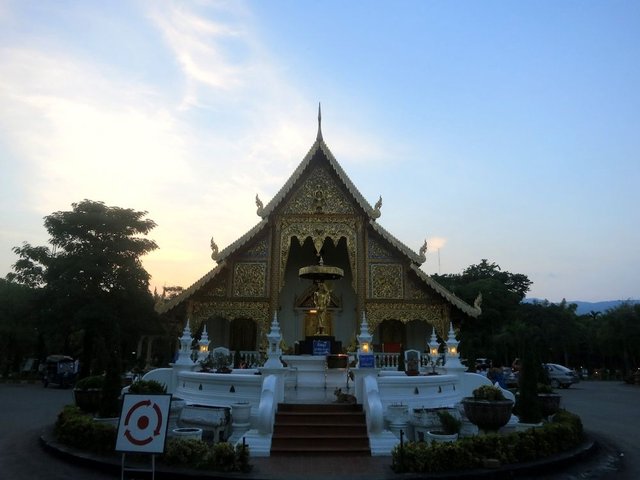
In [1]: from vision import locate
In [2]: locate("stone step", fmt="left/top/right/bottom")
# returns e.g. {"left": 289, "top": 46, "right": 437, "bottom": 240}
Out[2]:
{"left": 270, "top": 403, "right": 370, "bottom": 456}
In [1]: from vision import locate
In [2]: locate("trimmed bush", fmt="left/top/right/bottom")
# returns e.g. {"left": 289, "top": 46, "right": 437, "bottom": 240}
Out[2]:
{"left": 471, "top": 384, "right": 506, "bottom": 401}
{"left": 54, "top": 405, "right": 253, "bottom": 473}
{"left": 392, "top": 410, "right": 584, "bottom": 474}
{"left": 162, "top": 439, "right": 210, "bottom": 468}
{"left": 161, "top": 439, "right": 252, "bottom": 473}
{"left": 74, "top": 375, "right": 105, "bottom": 390}
{"left": 54, "top": 405, "right": 116, "bottom": 454}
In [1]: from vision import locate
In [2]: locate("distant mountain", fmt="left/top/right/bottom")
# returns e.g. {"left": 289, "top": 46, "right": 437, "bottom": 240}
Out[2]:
{"left": 524, "top": 298, "right": 640, "bottom": 316}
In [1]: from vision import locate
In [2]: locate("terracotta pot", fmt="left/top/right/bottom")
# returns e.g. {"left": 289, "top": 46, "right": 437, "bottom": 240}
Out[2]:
{"left": 461, "top": 398, "right": 514, "bottom": 432}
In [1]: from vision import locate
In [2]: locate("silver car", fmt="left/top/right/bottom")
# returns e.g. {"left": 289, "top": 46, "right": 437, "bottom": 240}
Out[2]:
{"left": 543, "top": 363, "right": 579, "bottom": 389}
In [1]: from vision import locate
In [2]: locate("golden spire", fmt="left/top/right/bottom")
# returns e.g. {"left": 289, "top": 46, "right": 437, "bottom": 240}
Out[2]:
{"left": 316, "top": 102, "right": 323, "bottom": 141}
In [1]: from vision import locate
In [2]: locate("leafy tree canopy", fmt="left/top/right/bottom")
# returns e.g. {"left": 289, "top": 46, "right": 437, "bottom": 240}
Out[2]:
{"left": 434, "top": 259, "right": 532, "bottom": 365}
{"left": 6, "top": 199, "right": 159, "bottom": 376}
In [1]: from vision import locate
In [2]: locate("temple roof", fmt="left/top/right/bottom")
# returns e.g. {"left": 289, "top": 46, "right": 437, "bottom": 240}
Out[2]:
{"left": 409, "top": 264, "right": 481, "bottom": 318}
{"left": 157, "top": 121, "right": 480, "bottom": 319}
{"left": 258, "top": 137, "right": 378, "bottom": 220}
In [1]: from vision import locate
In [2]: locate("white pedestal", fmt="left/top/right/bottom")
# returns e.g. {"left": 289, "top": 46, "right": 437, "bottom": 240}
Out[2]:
{"left": 281, "top": 355, "right": 326, "bottom": 388}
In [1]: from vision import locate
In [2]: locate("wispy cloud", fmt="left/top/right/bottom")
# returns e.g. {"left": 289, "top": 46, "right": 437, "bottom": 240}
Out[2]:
{"left": 0, "top": 1, "right": 402, "bottom": 291}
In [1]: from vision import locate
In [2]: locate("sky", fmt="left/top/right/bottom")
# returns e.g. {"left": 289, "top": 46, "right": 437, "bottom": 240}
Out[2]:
{"left": 0, "top": 0, "right": 638, "bottom": 303}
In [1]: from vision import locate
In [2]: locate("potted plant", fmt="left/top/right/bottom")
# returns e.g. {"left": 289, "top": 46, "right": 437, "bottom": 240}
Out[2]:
{"left": 212, "top": 351, "right": 232, "bottom": 373}
{"left": 461, "top": 385, "right": 514, "bottom": 433}
{"left": 425, "top": 410, "right": 461, "bottom": 443}
{"left": 198, "top": 355, "right": 214, "bottom": 372}
{"left": 73, "top": 375, "right": 104, "bottom": 414}
{"left": 128, "top": 379, "right": 167, "bottom": 394}
{"left": 536, "top": 383, "right": 561, "bottom": 419}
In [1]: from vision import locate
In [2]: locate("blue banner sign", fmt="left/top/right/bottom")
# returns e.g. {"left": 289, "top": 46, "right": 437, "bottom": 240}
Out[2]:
{"left": 359, "top": 354, "right": 375, "bottom": 368}
{"left": 312, "top": 340, "right": 331, "bottom": 356}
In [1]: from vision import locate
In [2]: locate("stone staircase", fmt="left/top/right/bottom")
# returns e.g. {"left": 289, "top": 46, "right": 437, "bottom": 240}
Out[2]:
{"left": 270, "top": 403, "right": 371, "bottom": 456}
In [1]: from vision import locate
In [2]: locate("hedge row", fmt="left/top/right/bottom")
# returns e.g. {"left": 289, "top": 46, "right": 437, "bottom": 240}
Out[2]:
{"left": 392, "top": 409, "right": 584, "bottom": 474}
{"left": 53, "top": 405, "right": 251, "bottom": 473}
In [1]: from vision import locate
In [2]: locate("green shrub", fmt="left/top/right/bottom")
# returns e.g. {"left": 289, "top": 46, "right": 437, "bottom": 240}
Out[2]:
{"left": 74, "top": 375, "right": 105, "bottom": 390}
{"left": 471, "top": 384, "right": 506, "bottom": 401}
{"left": 537, "top": 382, "right": 553, "bottom": 393}
{"left": 207, "top": 442, "right": 237, "bottom": 472}
{"left": 54, "top": 405, "right": 116, "bottom": 453}
{"left": 128, "top": 380, "right": 166, "bottom": 394}
{"left": 160, "top": 439, "right": 252, "bottom": 473}
{"left": 392, "top": 409, "right": 585, "bottom": 474}
{"left": 162, "top": 439, "right": 210, "bottom": 468}
{"left": 436, "top": 410, "right": 462, "bottom": 435}
{"left": 553, "top": 409, "right": 583, "bottom": 435}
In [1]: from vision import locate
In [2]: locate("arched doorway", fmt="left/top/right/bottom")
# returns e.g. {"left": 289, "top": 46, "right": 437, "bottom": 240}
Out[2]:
{"left": 229, "top": 318, "right": 257, "bottom": 352}
{"left": 378, "top": 319, "right": 405, "bottom": 353}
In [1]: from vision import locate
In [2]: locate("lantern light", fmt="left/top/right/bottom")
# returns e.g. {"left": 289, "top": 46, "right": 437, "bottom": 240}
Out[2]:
{"left": 428, "top": 327, "right": 439, "bottom": 358}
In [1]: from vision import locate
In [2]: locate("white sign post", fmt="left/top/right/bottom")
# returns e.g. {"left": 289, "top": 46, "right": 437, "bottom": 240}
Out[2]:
{"left": 116, "top": 393, "right": 172, "bottom": 479}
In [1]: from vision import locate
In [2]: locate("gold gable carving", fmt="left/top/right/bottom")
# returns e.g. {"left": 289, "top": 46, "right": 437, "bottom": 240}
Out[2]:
{"left": 283, "top": 165, "right": 355, "bottom": 215}
{"left": 405, "top": 273, "right": 430, "bottom": 300}
{"left": 370, "top": 263, "right": 403, "bottom": 299}
{"left": 233, "top": 262, "right": 267, "bottom": 297}
{"left": 280, "top": 217, "right": 358, "bottom": 291}
{"left": 366, "top": 303, "right": 450, "bottom": 339}
{"left": 368, "top": 236, "right": 394, "bottom": 259}
{"left": 241, "top": 236, "right": 269, "bottom": 258}
{"left": 208, "top": 277, "right": 228, "bottom": 297}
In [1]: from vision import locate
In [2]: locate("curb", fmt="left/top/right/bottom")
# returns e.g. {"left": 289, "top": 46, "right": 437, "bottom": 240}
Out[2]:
{"left": 40, "top": 428, "right": 615, "bottom": 480}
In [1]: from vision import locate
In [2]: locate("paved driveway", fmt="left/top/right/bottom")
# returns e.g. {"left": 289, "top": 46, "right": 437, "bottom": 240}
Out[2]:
{"left": 0, "top": 382, "right": 114, "bottom": 480}
{"left": 0, "top": 379, "right": 637, "bottom": 479}
{"left": 550, "top": 380, "right": 639, "bottom": 480}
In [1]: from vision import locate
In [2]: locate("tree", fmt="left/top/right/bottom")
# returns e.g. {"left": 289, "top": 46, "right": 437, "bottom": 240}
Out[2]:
{"left": 7, "top": 199, "right": 159, "bottom": 378}
{"left": 0, "top": 279, "right": 40, "bottom": 376}
{"left": 434, "top": 259, "right": 532, "bottom": 364}
{"left": 598, "top": 302, "right": 640, "bottom": 374}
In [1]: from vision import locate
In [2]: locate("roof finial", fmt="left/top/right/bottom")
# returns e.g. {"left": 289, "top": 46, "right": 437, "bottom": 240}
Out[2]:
{"left": 316, "top": 102, "right": 323, "bottom": 141}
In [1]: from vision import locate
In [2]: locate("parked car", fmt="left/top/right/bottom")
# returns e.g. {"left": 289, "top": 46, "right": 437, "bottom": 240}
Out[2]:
{"left": 543, "top": 363, "right": 579, "bottom": 389}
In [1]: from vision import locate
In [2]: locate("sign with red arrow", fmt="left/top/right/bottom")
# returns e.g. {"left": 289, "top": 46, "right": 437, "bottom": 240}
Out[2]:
{"left": 116, "top": 394, "right": 172, "bottom": 453}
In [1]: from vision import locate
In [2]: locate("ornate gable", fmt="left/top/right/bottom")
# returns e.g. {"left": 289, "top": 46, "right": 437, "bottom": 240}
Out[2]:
{"left": 282, "top": 163, "right": 356, "bottom": 216}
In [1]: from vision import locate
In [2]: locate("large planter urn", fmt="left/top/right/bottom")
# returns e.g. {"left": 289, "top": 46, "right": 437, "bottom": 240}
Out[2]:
{"left": 538, "top": 393, "right": 561, "bottom": 418}
{"left": 73, "top": 388, "right": 102, "bottom": 414}
{"left": 461, "top": 398, "right": 514, "bottom": 432}
{"left": 231, "top": 401, "right": 252, "bottom": 435}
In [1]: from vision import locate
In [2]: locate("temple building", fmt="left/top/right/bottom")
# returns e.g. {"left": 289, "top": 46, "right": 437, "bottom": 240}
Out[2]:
{"left": 157, "top": 108, "right": 480, "bottom": 361}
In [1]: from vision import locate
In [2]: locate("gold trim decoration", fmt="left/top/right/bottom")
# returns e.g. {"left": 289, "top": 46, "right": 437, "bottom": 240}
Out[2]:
{"left": 242, "top": 234, "right": 269, "bottom": 259}
{"left": 405, "top": 273, "right": 430, "bottom": 300}
{"left": 191, "top": 300, "right": 271, "bottom": 350}
{"left": 233, "top": 262, "right": 267, "bottom": 297}
{"left": 370, "top": 263, "right": 403, "bottom": 299}
{"left": 367, "top": 235, "right": 394, "bottom": 259}
{"left": 280, "top": 217, "right": 358, "bottom": 291}
{"left": 282, "top": 165, "right": 355, "bottom": 215}
{"left": 365, "top": 303, "right": 450, "bottom": 339}
{"left": 206, "top": 276, "right": 228, "bottom": 297}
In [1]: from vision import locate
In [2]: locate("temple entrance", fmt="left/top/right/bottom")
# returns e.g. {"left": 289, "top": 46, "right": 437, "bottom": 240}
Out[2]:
{"left": 229, "top": 318, "right": 257, "bottom": 352}
{"left": 378, "top": 319, "right": 406, "bottom": 353}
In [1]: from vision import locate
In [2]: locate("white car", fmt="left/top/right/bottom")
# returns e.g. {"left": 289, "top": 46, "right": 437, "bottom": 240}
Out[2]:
{"left": 543, "top": 363, "right": 579, "bottom": 389}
